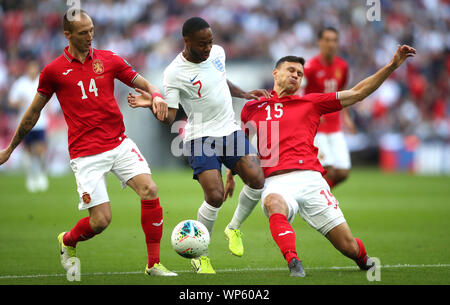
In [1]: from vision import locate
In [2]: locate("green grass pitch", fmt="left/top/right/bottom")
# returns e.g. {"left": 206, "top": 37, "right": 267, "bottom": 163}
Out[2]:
{"left": 0, "top": 167, "right": 449, "bottom": 285}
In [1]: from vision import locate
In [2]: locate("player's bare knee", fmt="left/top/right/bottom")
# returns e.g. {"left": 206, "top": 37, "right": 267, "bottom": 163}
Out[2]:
{"left": 264, "top": 194, "right": 288, "bottom": 217}
{"left": 90, "top": 215, "right": 111, "bottom": 233}
{"left": 205, "top": 190, "right": 224, "bottom": 208}
{"left": 246, "top": 171, "right": 265, "bottom": 190}
{"left": 139, "top": 182, "right": 158, "bottom": 200}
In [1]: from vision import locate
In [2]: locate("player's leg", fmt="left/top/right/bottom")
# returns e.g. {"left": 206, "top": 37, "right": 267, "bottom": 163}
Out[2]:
{"left": 29, "top": 130, "right": 48, "bottom": 192}
{"left": 58, "top": 176, "right": 110, "bottom": 272}
{"left": 315, "top": 132, "right": 338, "bottom": 188}
{"left": 329, "top": 132, "right": 352, "bottom": 187}
{"left": 113, "top": 138, "right": 176, "bottom": 276}
{"left": 298, "top": 172, "right": 374, "bottom": 270}
{"left": 185, "top": 137, "right": 225, "bottom": 274}
{"left": 262, "top": 192, "right": 305, "bottom": 277}
{"left": 223, "top": 154, "right": 265, "bottom": 256}
{"left": 196, "top": 169, "right": 225, "bottom": 235}
{"left": 22, "top": 132, "right": 40, "bottom": 192}
{"left": 325, "top": 222, "right": 374, "bottom": 270}
{"left": 62, "top": 181, "right": 111, "bottom": 247}
{"left": 223, "top": 131, "right": 265, "bottom": 256}
{"left": 228, "top": 154, "right": 265, "bottom": 227}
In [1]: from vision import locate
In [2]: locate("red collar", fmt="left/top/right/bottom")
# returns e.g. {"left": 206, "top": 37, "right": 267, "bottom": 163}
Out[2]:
{"left": 270, "top": 90, "right": 300, "bottom": 101}
{"left": 63, "top": 46, "right": 94, "bottom": 63}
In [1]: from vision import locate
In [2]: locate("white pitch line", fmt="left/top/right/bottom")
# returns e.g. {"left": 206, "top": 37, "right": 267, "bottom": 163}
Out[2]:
{"left": 1, "top": 263, "right": 449, "bottom": 280}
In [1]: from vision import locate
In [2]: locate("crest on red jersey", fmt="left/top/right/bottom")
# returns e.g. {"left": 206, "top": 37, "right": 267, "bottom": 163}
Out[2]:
{"left": 92, "top": 59, "right": 104, "bottom": 74}
{"left": 334, "top": 68, "right": 342, "bottom": 80}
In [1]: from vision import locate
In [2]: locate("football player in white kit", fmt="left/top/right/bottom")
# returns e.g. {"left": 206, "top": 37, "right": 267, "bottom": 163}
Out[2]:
{"left": 128, "top": 17, "right": 270, "bottom": 274}
{"left": 8, "top": 60, "right": 49, "bottom": 192}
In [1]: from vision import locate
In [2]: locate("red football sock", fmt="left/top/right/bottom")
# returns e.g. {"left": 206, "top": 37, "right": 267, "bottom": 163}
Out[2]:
{"left": 63, "top": 217, "right": 98, "bottom": 248}
{"left": 269, "top": 213, "right": 298, "bottom": 264}
{"left": 354, "top": 237, "right": 368, "bottom": 263}
{"left": 141, "top": 198, "right": 163, "bottom": 267}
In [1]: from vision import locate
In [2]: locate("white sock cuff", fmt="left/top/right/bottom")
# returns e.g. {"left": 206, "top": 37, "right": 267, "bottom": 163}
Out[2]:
{"left": 198, "top": 201, "right": 221, "bottom": 221}
{"left": 242, "top": 185, "right": 265, "bottom": 201}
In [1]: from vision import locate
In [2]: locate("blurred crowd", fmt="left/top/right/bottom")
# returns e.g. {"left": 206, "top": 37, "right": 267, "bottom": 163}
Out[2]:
{"left": 0, "top": 0, "right": 449, "bottom": 153}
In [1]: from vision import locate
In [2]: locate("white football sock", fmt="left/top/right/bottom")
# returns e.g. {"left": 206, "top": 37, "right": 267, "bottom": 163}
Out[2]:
{"left": 228, "top": 185, "right": 264, "bottom": 230}
{"left": 197, "top": 201, "right": 221, "bottom": 237}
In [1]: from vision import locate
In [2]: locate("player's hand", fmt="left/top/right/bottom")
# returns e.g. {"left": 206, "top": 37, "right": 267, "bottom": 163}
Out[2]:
{"left": 128, "top": 88, "right": 152, "bottom": 108}
{"left": 0, "top": 148, "right": 12, "bottom": 166}
{"left": 243, "top": 89, "right": 272, "bottom": 100}
{"left": 223, "top": 169, "right": 236, "bottom": 202}
{"left": 391, "top": 45, "right": 416, "bottom": 69}
{"left": 152, "top": 96, "right": 169, "bottom": 122}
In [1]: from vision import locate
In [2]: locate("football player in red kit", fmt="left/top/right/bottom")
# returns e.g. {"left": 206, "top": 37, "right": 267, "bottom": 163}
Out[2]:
{"left": 229, "top": 45, "right": 415, "bottom": 276}
{"left": 0, "top": 10, "right": 176, "bottom": 277}
{"left": 304, "top": 27, "right": 355, "bottom": 189}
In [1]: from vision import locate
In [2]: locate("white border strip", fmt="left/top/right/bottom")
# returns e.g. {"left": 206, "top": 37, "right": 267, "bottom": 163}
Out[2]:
{"left": 1, "top": 263, "right": 449, "bottom": 280}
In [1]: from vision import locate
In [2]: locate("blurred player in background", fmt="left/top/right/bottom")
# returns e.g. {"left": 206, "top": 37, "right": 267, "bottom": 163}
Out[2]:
{"left": 304, "top": 27, "right": 356, "bottom": 189}
{"left": 8, "top": 60, "right": 49, "bottom": 192}
{"left": 233, "top": 45, "right": 415, "bottom": 276}
{"left": 0, "top": 10, "right": 177, "bottom": 277}
{"left": 128, "top": 17, "right": 270, "bottom": 274}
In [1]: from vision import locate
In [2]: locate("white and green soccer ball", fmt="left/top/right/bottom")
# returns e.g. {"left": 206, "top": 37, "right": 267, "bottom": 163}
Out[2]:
{"left": 171, "top": 220, "right": 210, "bottom": 259}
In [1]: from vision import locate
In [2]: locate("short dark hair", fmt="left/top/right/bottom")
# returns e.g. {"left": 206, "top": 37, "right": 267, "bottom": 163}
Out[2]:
{"left": 275, "top": 56, "right": 305, "bottom": 69}
{"left": 63, "top": 9, "right": 88, "bottom": 33}
{"left": 182, "top": 17, "right": 210, "bottom": 37}
{"left": 318, "top": 26, "right": 339, "bottom": 39}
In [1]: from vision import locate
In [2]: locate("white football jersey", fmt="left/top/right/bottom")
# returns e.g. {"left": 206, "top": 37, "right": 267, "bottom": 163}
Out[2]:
{"left": 9, "top": 75, "right": 47, "bottom": 130}
{"left": 163, "top": 45, "right": 240, "bottom": 142}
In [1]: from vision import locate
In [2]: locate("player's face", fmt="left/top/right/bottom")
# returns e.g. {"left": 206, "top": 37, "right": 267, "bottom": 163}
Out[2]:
{"left": 273, "top": 62, "right": 304, "bottom": 94}
{"left": 185, "top": 28, "right": 213, "bottom": 63}
{"left": 66, "top": 14, "right": 94, "bottom": 54}
{"left": 318, "top": 30, "right": 338, "bottom": 59}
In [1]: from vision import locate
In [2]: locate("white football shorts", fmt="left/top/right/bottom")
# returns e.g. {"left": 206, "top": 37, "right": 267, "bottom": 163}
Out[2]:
{"left": 69, "top": 138, "right": 151, "bottom": 210}
{"left": 261, "top": 170, "right": 346, "bottom": 235}
{"left": 314, "top": 131, "right": 351, "bottom": 170}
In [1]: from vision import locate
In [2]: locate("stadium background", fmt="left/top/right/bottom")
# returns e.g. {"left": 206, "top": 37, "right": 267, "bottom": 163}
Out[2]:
{"left": 0, "top": 0, "right": 448, "bottom": 176}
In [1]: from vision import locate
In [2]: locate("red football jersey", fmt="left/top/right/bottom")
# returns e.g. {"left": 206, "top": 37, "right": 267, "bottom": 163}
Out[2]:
{"left": 304, "top": 55, "right": 348, "bottom": 133}
{"left": 38, "top": 47, "right": 138, "bottom": 159}
{"left": 241, "top": 91, "right": 342, "bottom": 177}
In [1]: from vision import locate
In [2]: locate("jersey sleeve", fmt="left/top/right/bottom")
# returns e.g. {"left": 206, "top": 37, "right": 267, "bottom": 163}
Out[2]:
{"left": 163, "top": 67, "right": 180, "bottom": 109}
{"left": 37, "top": 66, "right": 55, "bottom": 98}
{"left": 304, "top": 92, "right": 342, "bottom": 115}
{"left": 114, "top": 55, "right": 139, "bottom": 87}
{"left": 240, "top": 103, "right": 258, "bottom": 138}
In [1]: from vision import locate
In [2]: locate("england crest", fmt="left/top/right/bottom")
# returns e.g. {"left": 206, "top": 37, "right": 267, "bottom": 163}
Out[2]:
{"left": 212, "top": 58, "right": 224, "bottom": 72}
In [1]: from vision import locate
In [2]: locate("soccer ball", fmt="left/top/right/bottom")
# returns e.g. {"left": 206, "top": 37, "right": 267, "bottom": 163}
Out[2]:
{"left": 171, "top": 220, "right": 210, "bottom": 259}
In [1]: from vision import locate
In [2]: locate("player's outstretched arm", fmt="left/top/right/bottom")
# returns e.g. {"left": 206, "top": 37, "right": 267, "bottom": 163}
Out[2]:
{"left": 129, "top": 75, "right": 168, "bottom": 122}
{"left": 0, "top": 93, "right": 49, "bottom": 165}
{"left": 227, "top": 80, "right": 271, "bottom": 100}
{"left": 338, "top": 45, "right": 416, "bottom": 108}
